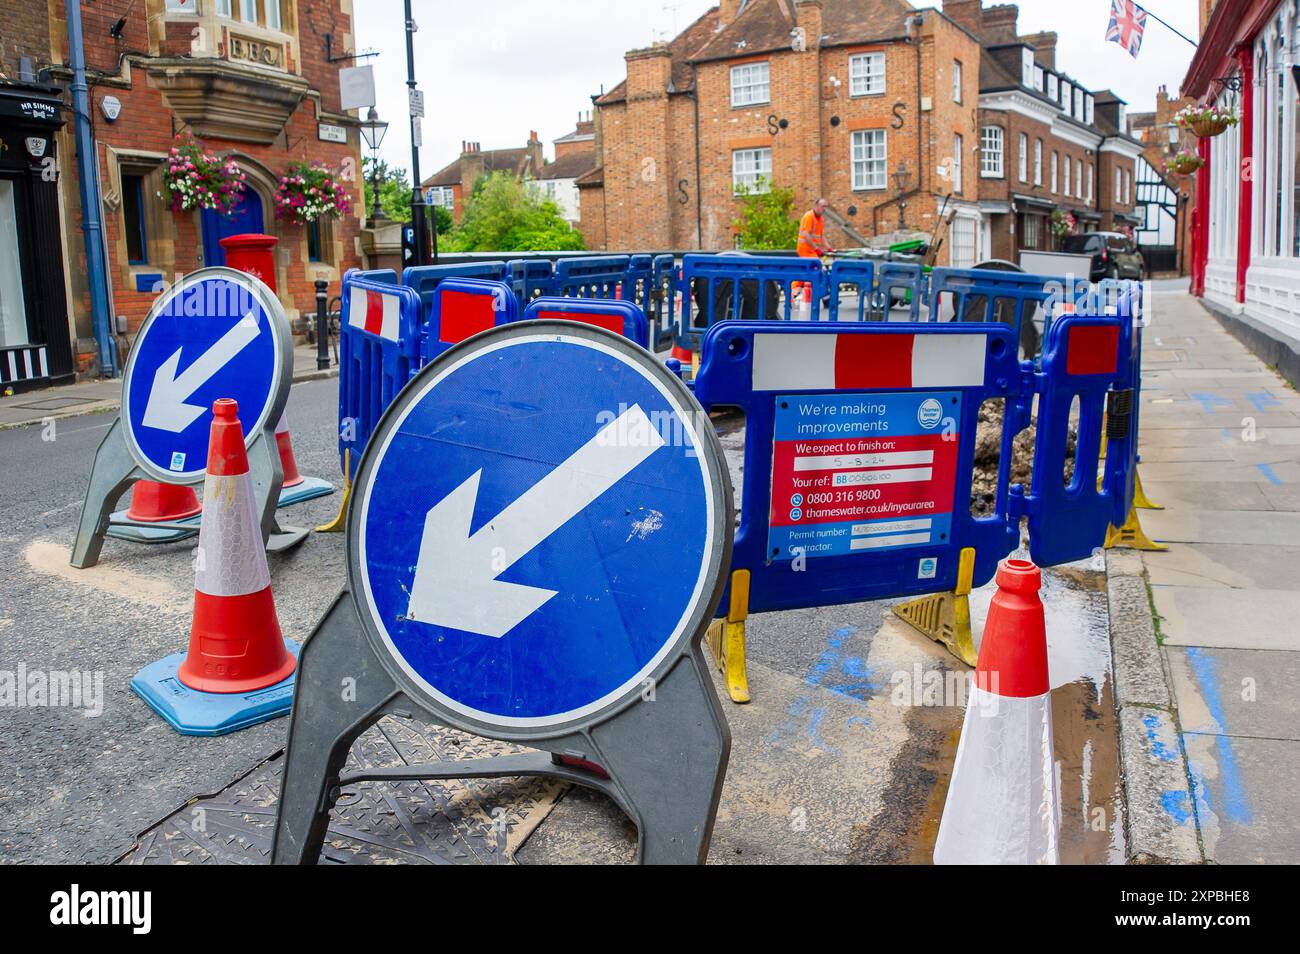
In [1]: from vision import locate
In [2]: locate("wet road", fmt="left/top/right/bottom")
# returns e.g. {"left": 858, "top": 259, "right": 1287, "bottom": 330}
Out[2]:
{"left": 0, "top": 375, "right": 1123, "bottom": 864}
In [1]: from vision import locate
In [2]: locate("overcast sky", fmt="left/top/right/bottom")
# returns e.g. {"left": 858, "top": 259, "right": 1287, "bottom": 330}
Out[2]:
{"left": 352, "top": 1, "right": 1200, "bottom": 183}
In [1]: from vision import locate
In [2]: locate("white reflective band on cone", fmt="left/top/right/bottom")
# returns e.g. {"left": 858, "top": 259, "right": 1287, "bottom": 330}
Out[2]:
{"left": 276, "top": 410, "right": 289, "bottom": 435}
{"left": 194, "top": 472, "right": 272, "bottom": 598}
{"left": 933, "top": 684, "right": 1059, "bottom": 865}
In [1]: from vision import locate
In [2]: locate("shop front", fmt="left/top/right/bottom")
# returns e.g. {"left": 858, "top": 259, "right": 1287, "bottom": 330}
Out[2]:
{"left": 0, "top": 80, "right": 73, "bottom": 391}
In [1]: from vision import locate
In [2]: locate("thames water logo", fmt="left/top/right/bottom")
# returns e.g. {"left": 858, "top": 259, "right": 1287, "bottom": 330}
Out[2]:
{"left": 917, "top": 398, "right": 943, "bottom": 429}
{"left": 50, "top": 884, "right": 151, "bottom": 934}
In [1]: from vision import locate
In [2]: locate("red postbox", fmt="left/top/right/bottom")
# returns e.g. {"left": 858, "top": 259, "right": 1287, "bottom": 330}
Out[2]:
{"left": 218, "top": 233, "right": 278, "bottom": 292}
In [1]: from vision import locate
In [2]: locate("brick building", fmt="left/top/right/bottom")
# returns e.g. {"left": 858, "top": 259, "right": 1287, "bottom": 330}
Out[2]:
{"left": 582, "top": 0, "right": 1141, "bottom": 265}
{"left": 945, "top": 0, "right": 1142, "bottom": 263}
{"left": 584, "top": 0, "right": 981, "bottom": 258}
{"left": 420, "top": 133, "right": 544, "bottom": 222}
{"left": 533, "top": 114, "right": 597, "bottom": 224}
{"left": 1128, "top": 85, "right": 1197, "bottom": 275}
{"left": 1, "top": 0, "right": 367, "bottom": 387}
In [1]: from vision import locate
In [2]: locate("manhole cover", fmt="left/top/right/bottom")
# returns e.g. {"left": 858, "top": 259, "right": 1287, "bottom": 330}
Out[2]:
{"left": 13, "top": 397, "right": 93, "bottom": 410}
{"left": 118, "top": 716, "right": 564, "bottom": 865}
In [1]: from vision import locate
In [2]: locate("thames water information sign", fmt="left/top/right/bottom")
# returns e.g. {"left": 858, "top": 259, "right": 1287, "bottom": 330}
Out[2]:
{"left": 767, "top": 390, "right": 961, "bottom": 560}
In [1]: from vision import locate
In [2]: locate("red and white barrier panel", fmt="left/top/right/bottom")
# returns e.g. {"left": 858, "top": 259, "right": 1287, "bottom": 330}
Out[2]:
{"left": 349, "top": 286, "right": 402, "bottom": 341}
{"left": 751, "top": 332, "right": 987, "bottom": 391}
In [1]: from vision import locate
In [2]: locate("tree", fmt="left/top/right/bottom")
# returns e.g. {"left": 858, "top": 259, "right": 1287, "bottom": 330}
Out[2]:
{"left": 732, "top": 179, "right": 799, "bottom": 250}
{"left": 444, "top": 171, "right": 585, "bottom": 252}
{"left": 361, "top": 158, "right": 413, "bottom": 222}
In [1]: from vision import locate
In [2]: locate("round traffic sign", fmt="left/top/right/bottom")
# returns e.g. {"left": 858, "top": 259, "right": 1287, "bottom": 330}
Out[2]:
{"left": 120, "top": 267, "right": 290, "bottom": 483}
{"left": 349, "top": 321, "right": 730, "bottom": 735}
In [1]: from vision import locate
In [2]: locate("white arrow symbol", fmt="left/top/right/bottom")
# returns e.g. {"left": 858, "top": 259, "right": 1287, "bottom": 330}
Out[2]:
{"left": 406, "top": 403, "right": 667, "bottom": 638}
{"left": 142, "top": 313, "right": 261, "bottom": 433}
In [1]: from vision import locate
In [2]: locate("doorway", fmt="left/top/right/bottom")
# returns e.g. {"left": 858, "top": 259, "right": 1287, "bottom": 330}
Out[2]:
{"left": 200, "top": 189, "right": 265, "bottom": 267}
{"left": 0, "top": 177, "right": 30, "bottom": 348}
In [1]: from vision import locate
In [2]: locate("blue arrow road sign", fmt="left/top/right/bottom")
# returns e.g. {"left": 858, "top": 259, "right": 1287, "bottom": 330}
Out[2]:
{"left": 120, "top": 268, "right": 289, "bottom": 483}
{"left": 351, "top": 324, "right": 723, "bottom": 729}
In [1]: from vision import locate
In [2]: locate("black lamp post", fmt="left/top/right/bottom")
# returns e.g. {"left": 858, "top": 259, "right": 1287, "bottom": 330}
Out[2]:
{"left": 893, "top": 161, "right": 912, "bottom": 229}
{"left": 359, "top": 106, "right": 389, "bottom": 225}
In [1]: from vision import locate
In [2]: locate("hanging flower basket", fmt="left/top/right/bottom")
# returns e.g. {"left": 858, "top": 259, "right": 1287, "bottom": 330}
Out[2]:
{"left": 1049, "top": 208, "right": 1077, "bottom": 240}
{"left": 274, "top": 162, "right": 351, "bottom": 225}
{"left": 1176, "top": 103, "right": 1238, "bottom": 139}
{"left": 158, "top": 132, "right": 246, "bottom": 215}
{"left": 1167, "top": 151, "right": 1206, "bottom": 176}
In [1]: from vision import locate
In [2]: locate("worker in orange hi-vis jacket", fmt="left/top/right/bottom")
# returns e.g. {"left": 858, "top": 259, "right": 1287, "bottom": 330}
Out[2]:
{"left": 795, "top": 198, "right": 834, "bottom": 298}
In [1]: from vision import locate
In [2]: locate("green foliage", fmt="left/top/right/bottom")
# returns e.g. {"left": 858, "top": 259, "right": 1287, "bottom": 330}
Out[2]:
{"left": 444, "top": 171, "right": 585, "bottom": 252}
{"left": 361, "top": 158, "right": 414, "bottom": 223}
{"left": 732, "top": 179, "right": 799, "bottom": 250}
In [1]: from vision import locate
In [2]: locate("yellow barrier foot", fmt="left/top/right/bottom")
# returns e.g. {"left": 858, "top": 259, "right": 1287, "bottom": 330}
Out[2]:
{"left": 1133, "top": 471, "right": 1164, "bottom": 510}
{"left": 315, "top": 450, "right": 352, "bottom": 533}
{"left": 1104, "top": 505, "right": 1168, "bottom": 551}
{"left": 705, "top": 570, "right": 751, "bottom": 703}
{"left": 893, "top": 547, "right": 979, "bottom": 667}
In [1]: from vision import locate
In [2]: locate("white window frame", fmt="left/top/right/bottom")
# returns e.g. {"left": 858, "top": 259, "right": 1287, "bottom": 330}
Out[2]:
{"left": 849, "top": 52, "right": 885, "bottom": 97}
{"left": 428, "top": 186, "right": 454, "bottom": 209}
{"left": 730, "top": 62, "right": 770, "bottom": 107}
{"left": 165, "top": 0, "right": 200, "bottom": 12}
{"left": 1087, "top": 163, "right": 1094, "bottom": 202}
{"left": 266, "top": 0, "right": 281, "bottom": 31}
{"left": 1047, "top": 74, "right": 1058, "bottom": 101}
{"left": 952, "top": 60, "right": 963, "bottom": 103}
{"left": 1115, "top": 167, "right": 1122, "bottom": 202}
{"left": 1123, "top": 167, "right": 1131, "bottom": 205}
{"left": 1034, "top": 138, "right": 1043, "bottom": 185}
{"left": 214, "top": 0, "right": 232, "bottom": 15}
{"left": 238, "top": 0, "right": 256, "bottom": 22}
{"left": 952, "top": 133, "right": 963, "bottom": 193}
{"left": 850, "top": 129, "right": 887, "bottom": 190}
{"left": 1018, "top": 133, "right": 1028, "bottom": 182}
{"left": 732, "top": 146, "right": 772, "bottom": 192}
{"left": 1075, "top": 159, "right": 1083, "bottom": 200}
{"left": 980, "top": 126, "right": 1004, "bottom": 178}
{"left": 1050, "top": 151, "right": 1058, "bottom": 193}
{"left": 1063, "top": 155, "right": 1071, "bottom": 196}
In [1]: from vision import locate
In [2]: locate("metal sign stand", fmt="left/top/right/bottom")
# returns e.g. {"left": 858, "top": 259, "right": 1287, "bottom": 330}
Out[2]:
{"left": 272, "top": 321, "right": 734, "bottom": 864}
{"left": 70, "top": 267, "right": 306, "bottom": 569}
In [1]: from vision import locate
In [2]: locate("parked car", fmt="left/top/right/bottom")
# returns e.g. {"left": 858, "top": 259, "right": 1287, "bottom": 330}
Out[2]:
{"left": 1059, "top": 231, "right": 1145, "bottom": 281}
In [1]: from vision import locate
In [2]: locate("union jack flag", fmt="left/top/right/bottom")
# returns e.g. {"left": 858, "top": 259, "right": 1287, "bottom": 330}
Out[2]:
{"left": 1106, "top": 0, "right": 1148, "bottom": 58}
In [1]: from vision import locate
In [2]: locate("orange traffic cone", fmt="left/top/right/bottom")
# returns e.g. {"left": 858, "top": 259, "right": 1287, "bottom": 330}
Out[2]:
{"left": 108, "top": 479, "right": 203, "bottom": 543}
{"left": 130, "top": 398, "right": 299, "bottom": 735}
{"left": 126, "top": 480, "right": 202, "bottom": 522}
{"left": 274, "top": 409, "right": 334, "bottom": 507}
{"left": 275, "top": 411, "right": 304, "bottom": 488}
{"left": 933, "top": 558, "right": 1059, "bottom": 865}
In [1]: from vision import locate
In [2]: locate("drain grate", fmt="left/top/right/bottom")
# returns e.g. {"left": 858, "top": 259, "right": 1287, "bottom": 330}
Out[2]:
{"left": 118, "top": 716, "right": 564, "bottom": 865}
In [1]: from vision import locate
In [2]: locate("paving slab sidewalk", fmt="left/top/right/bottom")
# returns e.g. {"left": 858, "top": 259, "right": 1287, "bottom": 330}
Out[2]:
{"left": 1117, "top": 280, "right": 1300, "bottom": 864}
{"left": 0, "top": 344, "right": 336, "bottom": 429}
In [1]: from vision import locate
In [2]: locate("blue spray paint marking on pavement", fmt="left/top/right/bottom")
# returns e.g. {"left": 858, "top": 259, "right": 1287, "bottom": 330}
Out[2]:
{"left": 1246, "top": 392, "right": 1281, "bottom": 412}
{"left": 1256, "top": 463, "right": 1283, "bottom": 486}
{"left": 1161, "top": 790, "right": 1193, "bottom": 825}
{"left": 1190, "top": 392, "right": 1234, "bottom": 413}
{"left": 1184, "top": 647, "right": 1252, "bottom": 824}
{"left": 1142, "top": 713, "right": 1178, "bottom": 762}
{"left": 1220, "top": 428, "right": 1234, "bottom": 444}
{"left": 769, "top": 624, "right": 884, "bottom": 752}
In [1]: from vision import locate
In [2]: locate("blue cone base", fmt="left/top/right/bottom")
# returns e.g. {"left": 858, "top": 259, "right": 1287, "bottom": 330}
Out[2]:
{"left": 130, "top": 639, "right": 300, "bottom": 736}
{"left": 277, "top": 476, "right": 334, "bottom": 508}
{"left": 107, "top": 509, "right": 201, "bottom": 544}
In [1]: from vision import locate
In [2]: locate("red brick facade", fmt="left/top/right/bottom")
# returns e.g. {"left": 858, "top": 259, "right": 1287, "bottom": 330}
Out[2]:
{"left": 24, "top": 0, "right": 366, "bottom": 373}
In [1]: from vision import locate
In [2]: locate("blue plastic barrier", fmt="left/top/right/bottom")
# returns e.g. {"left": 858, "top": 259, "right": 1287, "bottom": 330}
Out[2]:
{"left": 650, "top": 254, "right": 676, "bottom": 349}
{"left": 520, "top": 296, "right": 649, "bottom": 350}
{"left": 510, "top": 259, "right": 555, "bottom": 307}
{"left": 676, "top": 254, "right": 824, "bottom": 355}
{"left": 876, "top": 262, "right": 928, "bottom": 321}
{"left": 623, "top": 254, "right": 654, "bottom": 309}
{"left": 348, "top": 267, "right": 398, "bottom": 284}
{"left": 825, "top": 259, "right": 876, "bottom": 322}
{"left": 693, "top": 320, "right": 1022, "bottom": 614}
{"left": 422, "top": 277, "right": 519, "bottom": 364}
{"left": 929, "top": 267, "right": 1088, "bottom": 360}
{"left": 551, "top": 255, "right": 631, "bottom": 298}
{"left": 404, "top": 262, "right": 509, "bottom": 328}
{"left": 1018, "top": 310, "right": 1128, "bottom": 566}
{"left": 1095, "top": 280, "right": 1143, "bottom": 527}
{"left": 338, "top": 273, "right": 422, "bottom": 480}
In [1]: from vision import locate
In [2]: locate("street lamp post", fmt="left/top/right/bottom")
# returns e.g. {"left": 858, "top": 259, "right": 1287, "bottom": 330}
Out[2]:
{"left": 893, "top": 162, "right": 913, "bottom": 230}
{"left": 404, "top": 0, "right": 435, "bottom": 265}
{"left": 359, "top": 107, "right": 389, "bottom": 225}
